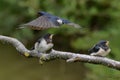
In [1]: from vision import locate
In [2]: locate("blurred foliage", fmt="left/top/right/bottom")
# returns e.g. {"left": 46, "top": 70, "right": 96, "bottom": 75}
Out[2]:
{"left": 0, "top": 0, "right": 120, "bottom": 80}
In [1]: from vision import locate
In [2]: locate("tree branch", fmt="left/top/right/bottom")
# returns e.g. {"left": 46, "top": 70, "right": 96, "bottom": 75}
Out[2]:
{"left": 0, "top": 35, "right": 120, "bottom": 70}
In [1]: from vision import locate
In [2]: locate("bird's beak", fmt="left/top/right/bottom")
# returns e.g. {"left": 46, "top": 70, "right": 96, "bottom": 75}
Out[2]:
{"left": 106, "top": 41, "right": 109, "bottom": 46}
{"left": 50, "top": 34, "right": 54, "bottom": 39}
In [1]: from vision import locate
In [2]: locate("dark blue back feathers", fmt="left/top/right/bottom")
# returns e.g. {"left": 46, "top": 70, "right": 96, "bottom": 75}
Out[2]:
{"left": 38, "top": 11, "right": 71, "bottom": 24}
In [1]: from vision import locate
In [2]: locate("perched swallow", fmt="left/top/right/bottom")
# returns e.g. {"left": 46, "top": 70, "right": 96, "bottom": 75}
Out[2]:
{"left": 33, "top": 33, "right": 54, "bottom": 53}
{"left": 20, "top": 11, "right": 81, "bottom": 30}
{"left": 88, "top": 40, "right": 111, "bottom": 57}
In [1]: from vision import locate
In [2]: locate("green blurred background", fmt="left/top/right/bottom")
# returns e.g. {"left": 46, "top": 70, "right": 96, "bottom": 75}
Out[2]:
{"left": 0, "top": 0, "right": 120, "bottom": 80}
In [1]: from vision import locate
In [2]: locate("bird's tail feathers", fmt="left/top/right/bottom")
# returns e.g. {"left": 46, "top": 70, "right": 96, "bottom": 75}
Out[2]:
{"left": 67, "top": 23, "right": 82, "bottom": 28}
{"left": 16, "top": 24, "right": 26, "bottom": 29}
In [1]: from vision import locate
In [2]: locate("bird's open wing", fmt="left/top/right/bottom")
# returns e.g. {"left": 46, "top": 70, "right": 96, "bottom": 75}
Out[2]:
{"left": 20, "top": 16, "right": 57, "bottom": 30}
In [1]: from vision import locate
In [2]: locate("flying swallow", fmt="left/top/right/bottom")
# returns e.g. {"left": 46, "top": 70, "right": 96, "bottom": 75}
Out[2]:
{"left": 88, "top": 40, "right": 111, "bottom": 57}
{"left": 20, "top": 11, "right": 81, "bottom": 30}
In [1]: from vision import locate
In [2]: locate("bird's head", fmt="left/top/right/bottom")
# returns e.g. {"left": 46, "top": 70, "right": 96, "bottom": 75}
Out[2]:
{"left": 98, "top": 40, "right": 109, "bottom": 47}
{"left": 43, "top": 33, "right": 54, "bottom": 43}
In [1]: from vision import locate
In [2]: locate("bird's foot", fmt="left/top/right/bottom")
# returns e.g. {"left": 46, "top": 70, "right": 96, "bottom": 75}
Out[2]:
{"left": 90, "top": 55, "right": 105, "bottom": 57}
{"left": 39, "top": 54, "right": 47, "bottom": 64}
